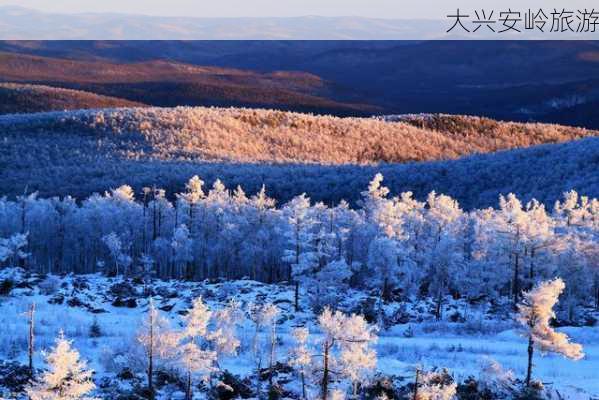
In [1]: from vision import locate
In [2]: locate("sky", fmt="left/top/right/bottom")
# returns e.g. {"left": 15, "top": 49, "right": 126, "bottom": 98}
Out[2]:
{"left": 1, "top": 0, "right": 598, "bottom": 19}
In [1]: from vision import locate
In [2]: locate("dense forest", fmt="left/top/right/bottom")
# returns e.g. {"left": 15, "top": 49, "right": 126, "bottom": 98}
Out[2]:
{"left": 1, "top": 107, "right": 597, "bottom": 208}
{"left": 1, "top": 174, "right": 597, "bottom": 322}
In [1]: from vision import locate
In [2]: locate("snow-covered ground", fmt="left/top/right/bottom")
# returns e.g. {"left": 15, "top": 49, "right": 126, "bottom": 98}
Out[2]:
{"left": 0, "top": 270, "right": 596, "bottom": 399}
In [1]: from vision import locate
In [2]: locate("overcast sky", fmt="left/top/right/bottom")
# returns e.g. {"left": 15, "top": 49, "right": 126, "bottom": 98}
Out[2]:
{"left": 1, "top": 0, "right": 597, "bottom": 19}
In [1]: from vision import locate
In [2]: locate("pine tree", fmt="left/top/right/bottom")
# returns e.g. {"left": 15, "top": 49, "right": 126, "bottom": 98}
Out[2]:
{"left": 25, "top": 331, "right": 97, "bottom": 400}
{"left": 517, "top": 278, "right": 584, "bottom": 387}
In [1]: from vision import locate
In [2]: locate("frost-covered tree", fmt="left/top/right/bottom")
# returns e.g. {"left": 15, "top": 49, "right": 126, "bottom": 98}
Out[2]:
{"left": 171, "top": 224, "right": 193, "bottom": 279}
{"left": 282, "top": 194, "right": 317, "bottom": 311}
{"left": 208, "top": 299, "right": 243, "bottom": 365}
{"left": 317, "top": 308, "right": 377, "bottom": 400}
{"left": 137, "top": 299, "right": 179, "bottom": 398}
{"left": 0, "top": 232, "right": 28, "bottom": 266}
{"left": 248, "top": 302, "right": 280, "bottom": 391}
{"left": 0, "top": 172, "right": 597, "bottom": 312}
{"left": 367, "top": 236, "right": 399, "bottom": 303}
{"left": 179, "top": 297, "right": 216, "bottom": 400}
{"left": 26, "top": 302, "right": 35, "bottom": 376}
{"left": 412, "top": 368, "right": 457, "bottom": 400}
{"left": 478, "top": 358, "right": 515, "bottom": 398}
{"left": 517, "top": 278, "right": 584, "bottom": 386}
{"left": 25, "top": 331, "right": 96, "bottom": 400}
{"left": 312, "top": 258, "right": 352, "bottom": 310}
{"left": 289, "top": 327, "right": 311, "bottom": 400}
{"left": 102, "top": 232, "right": 131, "bottom": 277}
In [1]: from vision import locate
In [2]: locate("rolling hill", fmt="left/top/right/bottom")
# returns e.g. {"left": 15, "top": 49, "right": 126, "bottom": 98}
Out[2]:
{"left": 0, "top": 107, "right": 596, "bottom": 208}
{"left": 0, "top": 83, "right": 144, "bottom": 114}
{"left": 3, "top": 41, "right": 599, "bottom": 126}
{"left": 0, "top": 52, "right": 373, "bottom": 115}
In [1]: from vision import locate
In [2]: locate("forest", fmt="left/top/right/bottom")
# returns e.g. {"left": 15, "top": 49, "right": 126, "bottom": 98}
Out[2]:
{"left": 1, "top": 173, "right": 597, "bottom": 320}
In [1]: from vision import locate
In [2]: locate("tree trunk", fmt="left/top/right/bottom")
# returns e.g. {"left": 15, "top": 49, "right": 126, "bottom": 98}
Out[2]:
{"left": 148, "top": 309, "right": 154, "bottom": 400}
{"left": 269, "top": 323, "right": 276, "bottom": 387}
{"left": 321, "top": 342, "right": 330, "bottom": 400}
{"left": 412, "top": 368, "right": 420, "bottom": 400}
{"left": 186, "top": 370, "right": 192, "bottom": 400}
{"left": 301, "top": 370, "right": 306, "bottom": 399}
{"left": 526, "top": 335, "right": 534, "bottom": 387}
{"left": 28, "top": 303, "right": 35, "bottom": 376}
{"left": 513, "top": 252, "right": 520, "bottom": 306}
{"left": 435, "top": 288, "right": 443, "bottom": 321}
{"left": 295, "top": 281, "right": 300, "bottom": 312}
{"left": 528, "top": 248, "right": 535, "bottom": 282}
{"left": 382, "top": 277, "right": 389, "bottom": 302}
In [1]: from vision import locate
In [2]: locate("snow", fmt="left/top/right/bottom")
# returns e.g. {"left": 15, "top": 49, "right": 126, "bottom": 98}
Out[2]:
{"left": 0, "top": 270, "right": 597, "bottom": 398}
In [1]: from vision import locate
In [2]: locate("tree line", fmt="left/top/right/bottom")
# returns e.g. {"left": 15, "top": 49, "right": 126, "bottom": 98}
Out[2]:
{"left": 0, "top": 173, "right": 597, "bottom": 317}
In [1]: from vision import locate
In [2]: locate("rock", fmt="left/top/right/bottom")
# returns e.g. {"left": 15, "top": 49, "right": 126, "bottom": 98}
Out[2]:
{"left": 351, "top": 296, "right": 378, "bottom": 323}
{"left": 159, "top": 304, "right": 174, "bottom": 312}
{"left": 67, "top": 296, "right": 86, "bottom": 308}
{"left": 155, "top": 286, "right": 177, "bottom": 299}
{"left": 125, "top": 298, "right": 138, "bottom": 308}
{"left": 72, "top": 277, "right": 90, "bottom": 291}
{"left": 259, "top": 362, "right": 293, "bottom": 382}
{"left": 110, "top": 281, "right": 137, "bottom": 298}
{"left": 112, "top": 297, "right": 127, "bottom": 307}
{"left": 0, "top": 361, "right": 34, "bottom": 394}
{"left": 15, "top": 280, "right": 32, "bottom": 289}
{"left": 117, "top": 368, "right": 135, "bottom": 380}
{"left": 154, "top": 369, "right": 184, "bottom": 389}
{"left": 449, "top": 311, "right": 465, "bottom": 323}
{"left": 0, "top": 279, "right": 14, "bottom": 295}
{"left": 48, "top": 294, "right": 65, "bottom": 304}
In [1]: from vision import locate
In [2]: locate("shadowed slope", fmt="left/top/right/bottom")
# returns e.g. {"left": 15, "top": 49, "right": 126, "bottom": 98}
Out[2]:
{"left": 0, "top": 82, "right": 144, "bottom": 114}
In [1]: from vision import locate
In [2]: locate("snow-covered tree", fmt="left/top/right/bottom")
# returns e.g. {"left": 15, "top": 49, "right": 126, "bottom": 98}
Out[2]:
{"left": 282, "top": 194, "right": 317, "bottom": 311}
{"left": 171, "top": 224, "right": 193, "bottom": 279}
{"left": 517, "top": 278, "right": 584, "bottom": 386}
{"left": 208, "top": 299, "right": 243, "bottom": 364}
{"left": 25, "top": 331, "right": 97, "bottom": 400}
{"left": 102, "top": 232, "right": 131, "bottom": 277}
{"left": 412, "top": 368, "right": 457, "bottom": 400}
{"left": 367, "top": 236, "right": 399, "bottom": 303}
{"left": 289, "top": 327, "right": 311, "bottom": 400}
{"left": 137, "top": 299, "right": 179, "bottom": 398}
{"left": 179, "top": 297, "right": 216, "bottom": 400}
{"left": 317, "top": 308, "right": 377, "bottom": 400}
{"left": 0, "top": 232, "right": 28, "bottom": 265}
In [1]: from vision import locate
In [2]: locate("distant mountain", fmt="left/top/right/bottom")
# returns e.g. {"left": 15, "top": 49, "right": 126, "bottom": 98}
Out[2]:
{"left": 0, "top": 52, "right": 372, "bottom": 114}
{"left": 0, "top": 6, "right": 444, "bottom": 40}
{"left": 0, "top": 106, "right": 596, "bottom": 208}
{"left": 0, "top": 83, "right": 144, "bottom": 114}
{"left": 2, "top": 41, "right": 599, "bottom": 127}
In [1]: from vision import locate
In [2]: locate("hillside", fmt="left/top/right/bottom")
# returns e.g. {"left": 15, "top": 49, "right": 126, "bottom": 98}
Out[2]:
{"left": 0, "top": 83, "right": 144, "bottom": 114}
{"left": 4, "top": 41, "right": 599, "bottom": 126}
{"left": 0, "top": 107, "right": 597, "bottom": 208}
{"left": 0, "top": 52, "right": 372, "bottom": 115}
{"left": 0, "top": 107, "right": 594, "bottom": 164}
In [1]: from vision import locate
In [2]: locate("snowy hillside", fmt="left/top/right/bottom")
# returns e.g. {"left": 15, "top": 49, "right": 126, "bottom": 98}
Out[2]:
{"left": 1, "top": 107, "right": 597, "bottom": 208}
{"left": 0, "top": 269, "right": 597, "bottom": 399}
